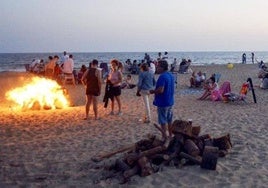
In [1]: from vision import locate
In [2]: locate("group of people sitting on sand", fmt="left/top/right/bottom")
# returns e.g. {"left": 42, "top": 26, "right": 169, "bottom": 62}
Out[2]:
{"left": 27, "top": 52, "right": 88, "bottom": 86}
{"left": 189, "top": 71, "right": 206, "bottom": 88}
{"left": 170, "top": 58, "right": 192, "bottom": 74}
{"left": 193, "top": 61, "right": 268, "bottom": 102}
{"left": 189, "top": 71, "right": 230, "bottom": 101}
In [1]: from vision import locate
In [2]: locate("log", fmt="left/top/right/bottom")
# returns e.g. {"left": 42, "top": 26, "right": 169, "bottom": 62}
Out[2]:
{"left": 213, "top": 133, "right": 232, "bottom": 150}
{"left": 192, "top": 126, "right": 201, "bottom": 137}
{"left": 204, "top": 138, "right": 214, "bottom": 147}
{"left": 171, "top": 119, "right": 192, "bottom": 137}
{"left": 125, "top": 146, "right": 166, "bottom": 165}
{"left": 167, "top": 136, "right": 183, "bottom": 155}
{"left": 123, "top": 165, "right": 139, "bottom": 179}
{"left": 198, "top": 134, "right": 211, "bottom": 141}
{"left": 115, "top": 159, "right": 131, "bottom": 172}
{"left": 179, "top": 152, "right": 202, "bottom": 165}
{"left": 138, "top": 156, "right": 154, "bottom": 177}
{"left": 195, "top": 139, "right": 204, "bottom": 154}
{"left": 184, "top": 139, "right": 200, "bottom": 157}
{"left": 218, "top": 150, "right": 228, "bottom": 157}
{"left": 201, "top": 146, "right": 219, "bottom": 170}
{"left": 91, "top": 144, "right": 136, "bottom": 162}
{"left": 125, "top": 153, "right": 140, "bottom": 166}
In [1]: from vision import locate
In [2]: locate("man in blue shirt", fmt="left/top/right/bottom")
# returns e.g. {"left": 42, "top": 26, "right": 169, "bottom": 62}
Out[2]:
{"left": 150, "top": 60, "right": 175, "bottom": 139}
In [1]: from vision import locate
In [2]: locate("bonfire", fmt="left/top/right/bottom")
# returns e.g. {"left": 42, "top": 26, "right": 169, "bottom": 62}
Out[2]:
{"left": 6, "top": 77, "right": 69, "bottom": 110}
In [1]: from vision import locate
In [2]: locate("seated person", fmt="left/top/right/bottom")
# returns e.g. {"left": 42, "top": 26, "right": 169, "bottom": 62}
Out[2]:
{"left": 37, "top": 59, "right": 45, "bottom": 75}
{"left": 257, "top": 60, "right": 265, "bottom": 69}
{"left": 179, "top": 59, "right": 191, "bottom": 73}
{"left": 30, "top": 59, "right": 40, "bottom": 73}
{"left": 198, "top": 76, "right": 219, "bottom": 100}
{"left": 190, "top": 71, "right": 205, "bottom": 87}
{"left": 258, "top": 64, "right": 268, "bottom": 79}
{"left": 78, "top": 64, "right": 87, "bottom": 84}
{"left": 260, "top": 73, "right": 268, "bottom": 89}
{"left": 54, "top": 63, "right": 63, "bottom": 84}
{"left": 121, "top": 74, "right": 136, "bottom": 89}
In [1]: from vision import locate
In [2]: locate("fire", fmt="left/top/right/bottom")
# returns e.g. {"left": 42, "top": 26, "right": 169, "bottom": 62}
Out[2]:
{"left": 6, "top": 77, "right": 69, "bottom": 110}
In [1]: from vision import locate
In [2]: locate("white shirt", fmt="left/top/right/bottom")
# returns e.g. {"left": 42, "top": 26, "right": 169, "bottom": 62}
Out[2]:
{"left": 62, "top": 58, "right": 74, "bottom": 74}
{"left": 149, "top": 62, "right": 156, "bottom": 74}
{"left": 61, "top": 54, "right": 69, "bottom": 63}
{"left": 30, "top": 59, "right": 40, "bottom": 69}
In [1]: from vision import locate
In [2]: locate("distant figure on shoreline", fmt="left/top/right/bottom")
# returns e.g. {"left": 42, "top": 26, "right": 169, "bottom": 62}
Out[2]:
{"left": 251, "top": 52, "right": 255, "bottom": 64}
{"left": 242, "top": 53, "right": 246, "bottom": 64}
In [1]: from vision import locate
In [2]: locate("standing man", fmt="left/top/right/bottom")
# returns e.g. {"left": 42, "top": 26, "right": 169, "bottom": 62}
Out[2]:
{"left": 81, "top": 59, "right": 102, "bottom": 120}
{"left": 242, "top": 53, "right": 246, "bottom": 64}
{"left": 62, "top": 54, "right": 74, "bottom": 74}
{"left": 62, "top": 51, "right": 69, "bottom": 63}
{"left": 251, "top": 52, "right": 255, "bottom": 64}
{"left": 150, "top": 60, "right": 175, "bottom": 140}
{"left": 62, "top": 54, "right": 75, "bottom": 85}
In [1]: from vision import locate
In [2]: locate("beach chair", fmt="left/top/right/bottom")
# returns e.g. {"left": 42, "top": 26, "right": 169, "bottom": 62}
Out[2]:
{"left": 223, "top": 82, "right": 249, "bottom": 102}
{"left": 63, "top": 73, "right": 76, "bottom": 85}
{"left": 210, "top": 81, "right": 231, "bottom": 101}
{"left": 223, "top": 78, "right": 257, "bottom": 103}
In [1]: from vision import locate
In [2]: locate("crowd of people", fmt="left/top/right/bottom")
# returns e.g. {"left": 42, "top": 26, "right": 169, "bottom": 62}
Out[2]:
{"left": 79, "top": 54, "right": 175, "bottom": 140}
{"left": 27, "top": 51, "right": 102, "bottom": 87}
{"left": 26, "top": 51, "right": 267, "bottom": 140}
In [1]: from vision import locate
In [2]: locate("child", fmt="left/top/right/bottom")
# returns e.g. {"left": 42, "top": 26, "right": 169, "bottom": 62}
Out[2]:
{"left": 121, "top": 74, "right": 136, "bottom": 89}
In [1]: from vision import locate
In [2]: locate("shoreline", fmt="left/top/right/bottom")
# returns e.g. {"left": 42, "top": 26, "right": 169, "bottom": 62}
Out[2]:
{"left": 0, "top": 64, "right": 267, "bottom": 187}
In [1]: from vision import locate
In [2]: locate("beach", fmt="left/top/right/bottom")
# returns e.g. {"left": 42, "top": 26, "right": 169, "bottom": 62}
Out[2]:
{"left": 0, "top": 64, "right": 267, "bottom": 187}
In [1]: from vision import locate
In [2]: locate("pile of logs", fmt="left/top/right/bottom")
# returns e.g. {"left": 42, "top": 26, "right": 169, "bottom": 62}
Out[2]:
{"left": 91, "top": 119, "right": 232, "bottom": 183}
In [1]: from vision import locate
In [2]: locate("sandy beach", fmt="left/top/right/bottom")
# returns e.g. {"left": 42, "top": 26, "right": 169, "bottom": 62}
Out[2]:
{"left": 0, "top": 64, "right": 267, "bottom": 187}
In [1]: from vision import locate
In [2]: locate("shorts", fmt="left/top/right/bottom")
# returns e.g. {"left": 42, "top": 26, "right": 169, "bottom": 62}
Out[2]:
{"left": 157, "top": 106, "right": 173, "bottom": 125}
{"left": 86, "top": 87, "right": 100, "bottom": 96}
{"left": 111, "top": 86, "right": 121, "bottom": 97}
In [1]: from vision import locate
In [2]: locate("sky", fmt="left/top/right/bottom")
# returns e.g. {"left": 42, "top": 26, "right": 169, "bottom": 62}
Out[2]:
{"left": 1, "top": 0, "right": 268, "bottom": 53}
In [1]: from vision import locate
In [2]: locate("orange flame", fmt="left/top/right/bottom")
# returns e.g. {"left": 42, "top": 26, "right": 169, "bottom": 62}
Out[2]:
{"left": 6, "top": 77, "right": 69, "bottom": 110}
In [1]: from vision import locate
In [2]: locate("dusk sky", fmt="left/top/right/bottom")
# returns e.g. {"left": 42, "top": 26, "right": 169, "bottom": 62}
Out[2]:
{"left": 1, "top": 0, "right": 268, "bottom": 53}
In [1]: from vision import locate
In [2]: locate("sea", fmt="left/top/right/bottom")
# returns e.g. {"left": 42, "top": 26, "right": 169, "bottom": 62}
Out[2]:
{"left": 0, "top": 51, "right": 267, "bottom": 72}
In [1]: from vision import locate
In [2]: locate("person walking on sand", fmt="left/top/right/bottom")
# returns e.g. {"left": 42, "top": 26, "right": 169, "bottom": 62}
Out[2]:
{"left": 150, "top": 60, "right": 175, "bottom": 139}
{"left": 137, "top": 63, "right": 155, "bottom": 123}
{"left": 107, "top": 59, "right": 123, "bottom": 115}
{"left": 81, "top": 59, "right": 102, "bottom": 120}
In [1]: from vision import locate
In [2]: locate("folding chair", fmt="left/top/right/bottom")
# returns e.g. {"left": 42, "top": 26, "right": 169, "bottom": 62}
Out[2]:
{"left": 63, "top": 73, "right": 76, "bottom": 85}
{"left": 223, "top": 78, "right": 257, "bottom": 103}
{"left": 214, "top": 73, "right": 221, "bottom": 83}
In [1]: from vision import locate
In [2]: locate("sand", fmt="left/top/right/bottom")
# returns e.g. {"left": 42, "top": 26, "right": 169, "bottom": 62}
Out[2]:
{"left": 0, "top": 64, "right": 267, "bottom": 187}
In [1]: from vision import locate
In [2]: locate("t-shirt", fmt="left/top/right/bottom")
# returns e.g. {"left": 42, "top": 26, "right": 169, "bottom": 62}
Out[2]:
{"left": 62, "top": 58, "right": 74, "bottom": 74}
{"left": 153, "top": 72, "right": 175, "bottom": 107}
{"left": 86, "top": 68, "right": 100, "bottom": 95}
